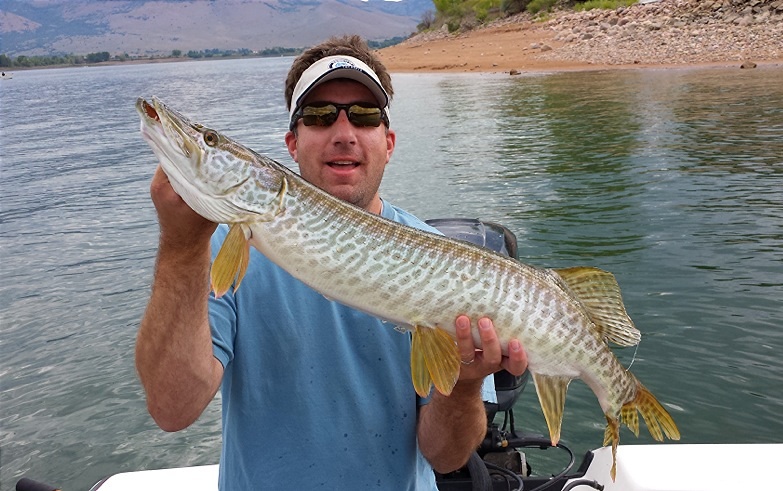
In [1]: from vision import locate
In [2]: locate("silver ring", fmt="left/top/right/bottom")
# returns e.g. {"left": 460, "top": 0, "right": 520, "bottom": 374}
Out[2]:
{"left": 461, "top": 358, "right": 475, "bottom": 366}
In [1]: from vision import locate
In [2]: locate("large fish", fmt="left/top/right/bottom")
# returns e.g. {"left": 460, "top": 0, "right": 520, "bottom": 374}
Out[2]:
{"left": 137, "top": 97, "right": 679, "bottom": 479}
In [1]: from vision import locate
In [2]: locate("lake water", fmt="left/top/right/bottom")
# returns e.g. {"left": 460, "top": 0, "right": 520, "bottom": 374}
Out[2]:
{"left": 1, "top": 57, "right": 782, "bottom": 489}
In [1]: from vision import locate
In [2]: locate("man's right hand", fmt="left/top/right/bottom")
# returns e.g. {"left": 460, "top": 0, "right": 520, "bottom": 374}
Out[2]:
{"left": 150, "top": 165, "right": 217, "bottom": 250}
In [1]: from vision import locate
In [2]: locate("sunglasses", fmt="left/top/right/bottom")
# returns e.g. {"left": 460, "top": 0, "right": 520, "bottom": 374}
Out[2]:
{"left": 291, "top": 102, "right": 389, "bottom": 130}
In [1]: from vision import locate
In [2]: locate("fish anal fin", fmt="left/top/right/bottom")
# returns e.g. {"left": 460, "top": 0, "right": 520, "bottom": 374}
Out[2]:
{"left": 553, "top": 267, "right": 641, "bottom": 347}
{"left": 531, "top": 373, "right": 572, "bottom": 446}
{"left": 211, "top": 223, "right": 251, "bottom": 298}
{"left": 410, "top": 325, "right": 459, "bottom": 397}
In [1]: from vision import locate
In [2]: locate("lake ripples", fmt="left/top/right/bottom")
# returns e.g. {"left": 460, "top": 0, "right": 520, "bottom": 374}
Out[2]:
{"left": 2, "top": 60, "right": 781, "bottom": 488}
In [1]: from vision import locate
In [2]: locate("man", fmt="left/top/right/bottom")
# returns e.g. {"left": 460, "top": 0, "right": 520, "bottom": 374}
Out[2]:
{"left": 136, "top": 35, "right": 527, "bottom": 489}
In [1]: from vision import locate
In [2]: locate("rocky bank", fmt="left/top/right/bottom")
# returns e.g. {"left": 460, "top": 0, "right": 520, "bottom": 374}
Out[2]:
{"left": 380, "top": 0, "right": 783, "bottom": 72}
{"left": 543, "top": 0, "right": 783, "bottom": 65}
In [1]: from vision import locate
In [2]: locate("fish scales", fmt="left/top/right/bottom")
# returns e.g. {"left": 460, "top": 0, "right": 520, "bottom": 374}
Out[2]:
{"left": 137, "top": 97, "right": 680, "bottom": 480}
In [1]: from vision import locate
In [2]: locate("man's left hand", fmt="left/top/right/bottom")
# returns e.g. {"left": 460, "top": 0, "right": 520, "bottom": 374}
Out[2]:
{"left": 454, "top": 315, "right": 527, "bottom": 381}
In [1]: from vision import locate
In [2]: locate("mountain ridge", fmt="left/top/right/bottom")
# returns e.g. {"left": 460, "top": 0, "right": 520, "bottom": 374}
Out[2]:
{"left": 1, "top": 0, "right": 433, "bottom": 56}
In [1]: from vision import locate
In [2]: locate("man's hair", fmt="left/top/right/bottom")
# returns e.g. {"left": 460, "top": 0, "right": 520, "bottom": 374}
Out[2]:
{"left": 284, "top": 35, "right": 393, "bottom": 111}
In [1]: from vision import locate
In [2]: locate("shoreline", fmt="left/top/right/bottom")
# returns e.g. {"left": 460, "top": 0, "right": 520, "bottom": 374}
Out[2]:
{"left": 8, "top": 44, "right": 778, "bottom": 78}
{"left": 379, "top": 0, "right": 783, "bottom": 74}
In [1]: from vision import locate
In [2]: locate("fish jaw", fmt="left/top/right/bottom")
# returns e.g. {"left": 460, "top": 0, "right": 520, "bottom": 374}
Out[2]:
{"left": 137, "top": 98, "right": 206, "bottom": 202}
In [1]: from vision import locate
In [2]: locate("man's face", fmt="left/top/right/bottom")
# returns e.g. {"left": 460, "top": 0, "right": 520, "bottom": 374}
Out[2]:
{"left": 285, "top": 79, "right": 395, "bottom": 214}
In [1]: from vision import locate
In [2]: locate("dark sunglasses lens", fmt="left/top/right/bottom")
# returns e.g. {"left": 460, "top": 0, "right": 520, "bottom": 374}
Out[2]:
{"left": 348, "top": 106, "right": 382, "bottom": 127}
{"left": 300, "top": 104, "right": 383, "bottom": 127}
{"left": 301, "top": 105, "right": 338, "bottom": 126}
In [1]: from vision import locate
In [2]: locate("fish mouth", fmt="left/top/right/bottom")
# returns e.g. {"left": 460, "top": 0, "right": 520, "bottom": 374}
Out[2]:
{"left": 139, "top": 98, "right": 160, "bottom": 122}
{"left": 137, "top": 97, "right": 199, "bottom": 155}
{"left": 136, "top": 96, "right": 205, "bottom": 194}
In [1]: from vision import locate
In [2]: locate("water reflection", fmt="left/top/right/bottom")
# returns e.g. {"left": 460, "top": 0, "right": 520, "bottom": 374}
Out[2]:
{"left": 485, "top": 72, "right": 649, "bottom": 260}
{"left": 671, "top": 70, "right": 783, "bottom": 172}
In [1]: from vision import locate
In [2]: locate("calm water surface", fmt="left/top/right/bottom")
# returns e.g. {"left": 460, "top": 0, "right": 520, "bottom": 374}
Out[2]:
{"left": 1, "top": 58, "right": 781, "bottom": 489}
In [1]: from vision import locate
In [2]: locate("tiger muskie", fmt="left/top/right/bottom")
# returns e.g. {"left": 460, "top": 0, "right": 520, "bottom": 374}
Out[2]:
{"left": 137, "top": 96, "right": 679, "bottom": 479}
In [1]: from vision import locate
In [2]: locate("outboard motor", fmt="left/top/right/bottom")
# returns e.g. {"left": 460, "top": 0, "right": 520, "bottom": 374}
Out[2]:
{"left": 425, "top": 218, "right": 519, "bottom": 261}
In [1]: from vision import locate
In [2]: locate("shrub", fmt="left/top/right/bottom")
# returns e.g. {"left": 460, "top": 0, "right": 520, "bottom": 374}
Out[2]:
{"left": 575, "top": 0, "right": 636, "bottom": 10}
{"left": 526, "top": 0, "right": 558, "bottom": 14}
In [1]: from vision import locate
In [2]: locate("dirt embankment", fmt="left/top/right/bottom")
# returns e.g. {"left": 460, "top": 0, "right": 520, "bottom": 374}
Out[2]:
{"left": 379, "top": 0, "right": 783, "bottom": 73}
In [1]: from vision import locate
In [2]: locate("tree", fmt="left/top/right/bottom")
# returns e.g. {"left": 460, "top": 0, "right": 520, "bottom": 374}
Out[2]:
{"left": 86, "top": 51, "right": 111, "bottom": 63}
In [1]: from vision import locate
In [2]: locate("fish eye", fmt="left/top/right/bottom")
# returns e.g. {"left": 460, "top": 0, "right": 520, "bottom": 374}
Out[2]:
{"left": 203, "top": 130, "right": 219, "bottom": 147}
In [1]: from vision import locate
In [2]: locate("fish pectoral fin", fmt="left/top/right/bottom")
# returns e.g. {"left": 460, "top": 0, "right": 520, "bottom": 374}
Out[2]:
{"left": 211, "top": 223, "right": 251, "bottom": 298}
{"left": 531, "top": 373, "right": 572, "bottom": 446}
{"left": 552, "top": 267, "right": 641, "bottom": 347}
{"left": 410, "top": 325, "right": 459, "bottom": 398}
{"left": 410, "top": 328, "right": 432, "bottom": 398}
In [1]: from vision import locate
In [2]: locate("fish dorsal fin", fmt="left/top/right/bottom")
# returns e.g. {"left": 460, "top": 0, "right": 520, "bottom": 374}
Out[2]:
{"left": 211, "top": 223, "right": 251, "bottom": 298}
{"left": 531, "top": 373, "right": 572, "bottom": 446}
{"left": 552, "top": 267, "right": 641, "bottom": 347}
{"left": 410, "top": 325, "right": 460, "bottom": 398}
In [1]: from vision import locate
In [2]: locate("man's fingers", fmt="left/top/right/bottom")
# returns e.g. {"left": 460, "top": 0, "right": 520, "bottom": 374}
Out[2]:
{"left": 454, "top": 315, "right": 477, "bottom": 364}
{"left": 150, "top": 165, "right": 169, "bottom": 189}
{"left": 150, "top": 166, "right": 178, "bottom": 205}
{"left": 476, "top": 318, "right": 501, "bottom": 367}
{"left": 453, "top": 315, "right": 528, "bottom": 382}
{"left": 502, "top": 339, "right": 528, "bottom": 376}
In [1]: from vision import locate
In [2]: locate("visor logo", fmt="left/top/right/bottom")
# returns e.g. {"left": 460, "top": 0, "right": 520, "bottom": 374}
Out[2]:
{"left": 329, "top": 59, "right": 359, "bottom": 70}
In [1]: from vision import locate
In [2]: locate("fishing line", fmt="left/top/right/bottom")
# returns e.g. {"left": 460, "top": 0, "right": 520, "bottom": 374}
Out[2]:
{"left": 625, "top": 340, "right": 641, "bottom": 372}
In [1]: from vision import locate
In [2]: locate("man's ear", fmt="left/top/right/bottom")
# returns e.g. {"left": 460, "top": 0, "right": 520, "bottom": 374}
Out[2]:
{"left": 285, "top": 130, "right": 298, "bottom": 161}
{"left": 385, "top": 128, "right": 396, "bottom": 163}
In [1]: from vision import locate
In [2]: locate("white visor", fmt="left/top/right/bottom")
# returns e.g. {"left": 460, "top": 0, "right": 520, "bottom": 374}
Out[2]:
{"left": 289, "top": 55, "right": 390, "bottom": 127}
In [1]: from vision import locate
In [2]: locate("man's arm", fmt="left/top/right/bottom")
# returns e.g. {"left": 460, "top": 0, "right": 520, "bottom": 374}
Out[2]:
{"left": 417, "top": 316, "right": 527, "bottom": 473}
{"left": 135, "top": 166, "right": 224, "bottom": 431}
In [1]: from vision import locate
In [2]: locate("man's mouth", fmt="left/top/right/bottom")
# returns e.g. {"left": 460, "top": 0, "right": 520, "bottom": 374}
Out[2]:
{"left": 327, "top": 161, "right": 360, "bottom": 168}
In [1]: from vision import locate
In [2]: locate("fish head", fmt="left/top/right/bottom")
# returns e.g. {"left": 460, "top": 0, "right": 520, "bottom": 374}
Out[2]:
{"left": 137, "top": 96, "right": 281, "bottom": 224}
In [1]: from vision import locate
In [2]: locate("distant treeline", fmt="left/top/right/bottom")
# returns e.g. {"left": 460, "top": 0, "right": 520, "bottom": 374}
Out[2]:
{"left": 0, "top": 48, "right": 297, "bottom": 68}
{"left": 0, "top": 51, "right": 115, "bottom": 68}
{"left": 0, "top": 37, "right": 408, "bottom": 69}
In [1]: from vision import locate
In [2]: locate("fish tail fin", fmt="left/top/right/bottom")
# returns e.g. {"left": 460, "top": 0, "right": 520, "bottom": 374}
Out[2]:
{"left": 410, "top": 325, "right": 460, "bottom": 398}
{"left": 603, "top": 378, "right": 680, "bottom": 482}
{"left": 625, "top": 379, "right": 681, "bottom": 442}
{"left": 210, "top": 223, "right": 251, "bottom": 298}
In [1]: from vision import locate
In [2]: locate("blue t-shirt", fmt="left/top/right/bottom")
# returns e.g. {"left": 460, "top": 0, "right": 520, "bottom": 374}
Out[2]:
{"left": 209, "top": 200, "right": 440, "bottom": 490}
